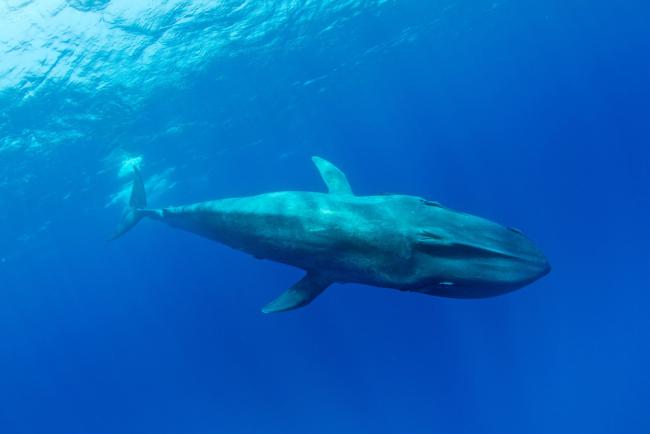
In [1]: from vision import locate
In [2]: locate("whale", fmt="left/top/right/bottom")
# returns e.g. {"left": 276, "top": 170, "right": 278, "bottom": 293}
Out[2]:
{"left": 112, "top": 157, "right": 550, "bottom": 313}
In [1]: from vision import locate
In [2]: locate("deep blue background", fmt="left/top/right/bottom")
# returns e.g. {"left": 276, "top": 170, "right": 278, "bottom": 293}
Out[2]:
{"left": 1, "top": 2, "right": 649, "bottom": 433}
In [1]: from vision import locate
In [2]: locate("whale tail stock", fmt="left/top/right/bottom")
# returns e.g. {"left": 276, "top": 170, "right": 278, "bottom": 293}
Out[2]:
{"left": 109, "top": 168, "right": 147, "bottom": 241}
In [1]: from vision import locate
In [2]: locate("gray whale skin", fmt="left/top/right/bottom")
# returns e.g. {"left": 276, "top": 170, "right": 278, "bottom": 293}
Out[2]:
{"left": 113, "top": 157, "right": 550, "bottom": 313}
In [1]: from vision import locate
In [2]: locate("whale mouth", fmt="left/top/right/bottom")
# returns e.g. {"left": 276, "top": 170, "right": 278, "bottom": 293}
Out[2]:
{"left": 419, "top": 256, "right": 551, "bottom": 299}
{"left": 508, "top": 249, "right": 552, "bottom": 288}
{"left": 539, "top": 258, "right": 552, "bottom": 278}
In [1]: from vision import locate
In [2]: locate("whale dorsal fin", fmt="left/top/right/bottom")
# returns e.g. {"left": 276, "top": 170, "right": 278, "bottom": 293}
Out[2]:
{"left": 262, "top": 272, "right": 331, "bottom": 313}
{"left": 312, "top": 156, "right": 353, "bottom": 195}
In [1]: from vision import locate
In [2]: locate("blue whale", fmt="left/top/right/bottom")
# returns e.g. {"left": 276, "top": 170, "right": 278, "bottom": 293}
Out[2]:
{"left": 113, "top": 157, "right": 550, "bottom": 313}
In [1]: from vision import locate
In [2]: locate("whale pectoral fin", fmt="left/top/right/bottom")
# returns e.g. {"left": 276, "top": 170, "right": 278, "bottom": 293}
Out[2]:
{"left": 262, "top": 272, "right": 331, "bottom": 314}
{"left": 311, "top": 156, "right": 353, "bottom": 195}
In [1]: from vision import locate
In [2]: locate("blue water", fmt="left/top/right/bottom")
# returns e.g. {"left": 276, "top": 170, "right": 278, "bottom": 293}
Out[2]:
{"left": 1, "top": 1, "right": 649, "bottom": 433}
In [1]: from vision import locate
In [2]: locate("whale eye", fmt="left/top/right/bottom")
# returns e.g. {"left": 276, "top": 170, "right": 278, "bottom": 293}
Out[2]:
{"left": 420, "top": 199, "right": 443, "bottom": 208}
{"left": 508, "top": 226, "right": 524, "bottom": 235}
{"left": 419, "top": 230, "right": 445, "bottom": 241}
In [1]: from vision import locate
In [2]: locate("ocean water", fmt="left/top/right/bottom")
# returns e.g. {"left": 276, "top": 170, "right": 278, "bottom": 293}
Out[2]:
{"left": 1, "top": 1, "right": 649, "bottom": 433}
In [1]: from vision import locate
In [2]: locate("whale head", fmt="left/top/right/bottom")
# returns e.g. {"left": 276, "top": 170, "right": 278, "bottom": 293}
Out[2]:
{"left": 412, "top": 205, "right": 551, "bottom": 298}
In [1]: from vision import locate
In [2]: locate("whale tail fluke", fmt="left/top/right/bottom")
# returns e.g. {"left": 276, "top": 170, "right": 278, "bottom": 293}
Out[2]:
{"left": 110, "top": 168, "right": 147, "bottom": 241}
